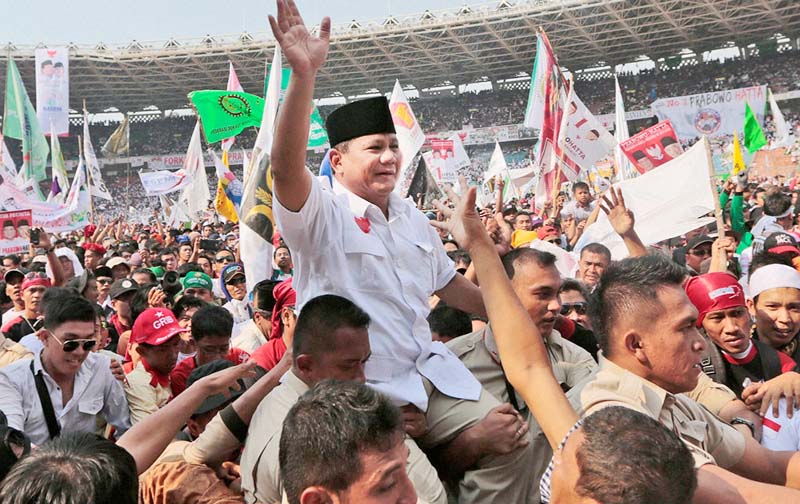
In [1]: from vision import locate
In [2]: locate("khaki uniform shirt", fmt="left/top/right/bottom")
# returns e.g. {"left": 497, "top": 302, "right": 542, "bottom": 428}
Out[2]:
{"left": 0, "top": 333, "right": 32, "bottom": 369}
{"left": 580, "top": 355, "right": 746, "bottom": 468}
{"left": 240, "top": 369, "right": 307, "bottom": 504}
{"left": 447, "top": 326, "right": 597, "bottom": 502}
{"left": 124, "top": 361, "right": 172, "bottom": 425}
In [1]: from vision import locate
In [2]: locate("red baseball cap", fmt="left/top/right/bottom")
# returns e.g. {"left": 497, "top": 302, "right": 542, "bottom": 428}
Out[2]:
{"left": 131, "top": 308, "right": 186, "bottom": 346}
{"left": 21, "top": 272, "right": 51, "bottom": 292}
{"left": 684, "top": 272, "right": 745, "bottom": 327}
{"left": 537, "top": 226, "right": 560, "bottom": 241}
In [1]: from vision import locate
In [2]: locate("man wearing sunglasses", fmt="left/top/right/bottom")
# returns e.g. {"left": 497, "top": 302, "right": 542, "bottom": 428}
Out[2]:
{"left": 0, "top": 294, "right": 130, "bottom": 445}
{"left": 685, "top": 235, "right": 714, "bottom": 276}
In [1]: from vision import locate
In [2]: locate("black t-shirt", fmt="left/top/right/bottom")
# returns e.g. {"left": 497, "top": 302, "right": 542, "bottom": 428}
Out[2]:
{"left": 714, "top": 341, "right": 795, "bottom": 398}
{"left": 1, "top": 316, "right": 42, "bottom": 343}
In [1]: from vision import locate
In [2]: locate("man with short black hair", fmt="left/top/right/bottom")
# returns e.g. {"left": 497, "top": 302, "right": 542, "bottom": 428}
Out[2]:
{"left": 583, "top": 254, "right": 800, "bottom": 501}
{"left": 427, "top": 305, "right": 472, "bottom": 343}
{"left": 169, "top": 305, "right": 250, "bottom": 396}
{"left": 280, "top": 380, "right": 417, "bottom": 504}
{"left": 0, "top": 294, "right": 130, "bottom": 445}
{"left": 272, "top": 245, "right": 293, "bottom": 281}
{"left": 241, "top": 294, "right": 446, "bottom": 504}
{"left": 232, "top": 279, "right": 280, "bottom": 354}
{"left": 159, "top": 248, "right": 178, "bottom": 272}
{"left": 577, "top": 243, "right": 611, "bottom": 288}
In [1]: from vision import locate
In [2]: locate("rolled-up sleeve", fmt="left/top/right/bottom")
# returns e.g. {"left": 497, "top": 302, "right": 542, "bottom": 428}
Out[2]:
{"left": 182, "top": 410, "right": 241, "bottom": 467}
{"left": 102, "top": 369, "right": 131, "bottom": 435}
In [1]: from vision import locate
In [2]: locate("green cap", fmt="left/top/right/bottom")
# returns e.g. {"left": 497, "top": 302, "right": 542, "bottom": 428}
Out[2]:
{"left": 149, "top": 266, "right": 166, "bottom": 279}
{"left": 181, "top": 271, "right": 213, "bottom": 291}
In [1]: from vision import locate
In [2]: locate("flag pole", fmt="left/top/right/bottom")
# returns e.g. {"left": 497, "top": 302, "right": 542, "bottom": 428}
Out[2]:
{"left": 78, "top": 133, "right": 95, "bottom": 223}
{"left": 702, "top": 136, "right": 725, "bottom": 238}
{"left": 125, "top": 114, "right": 131, "bottom": 211}
{"left": 550, "top": 75, "right": 574, "bottom": 217}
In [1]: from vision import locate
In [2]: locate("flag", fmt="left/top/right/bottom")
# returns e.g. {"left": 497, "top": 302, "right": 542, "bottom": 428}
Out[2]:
{"left": 34, "top": 48, "right": 69, "bottom": 136}
{"left": 614, "top": 75, "right": 633, "bottom": 181}
{"left": 189, "top": 90, "right": 265, "bottom": 144}
{"left": 240, "top": 45, "right": 282, "bottom": 293}
{"left": 319, "top": 149, "right": 333, "bottom": 187}
{"left": 212, "top": 150, "right": 243, "bottom": 222}
{"left": 48, "top": 122, "right": 69, "bottom": 203}
{"left": 389, "top": 80, "right": 426, "bottom": 193}
{"left": 83, "top": 108, "right": 113, "bottom": 200}
{"left": 3, "top": 58, "right": 49, "bottom": 182}
{"left": 101, "top": 116, "right": 130, "bottom": 156}
{"left": 0, "top": 134, "right": 18, "bottom": 184}
{"left": 486, "top": 141, "right": 513, "bottom": 202}
{"left": 178, "top": 122, "right": 211, "bottom": 222}
{"left": 575, "top": 140, "right": 716, "bottom": 259}
{"left": 307, "top": 106, "right": 329, "bottom": 148}
{"left": 406, "top": 155, "right": 442, "bottom": 204}
{"left": 732, "top": 130, "right": 746, "bottom": 176}
{"left": 768, "top": 89, "right": 794, "bottom": 150}
{"left": 138, "top": 169, "right": 191, "bottom": 196}
{"left": 221, "top": 62, "right": 245, "bottom": 152}
{"left": 743, "top": 102, "right": 767, "bottom": 154}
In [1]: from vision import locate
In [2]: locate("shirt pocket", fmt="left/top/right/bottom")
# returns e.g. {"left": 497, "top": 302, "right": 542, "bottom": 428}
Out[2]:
{"left": 343, "top": 231, "right": 388, "bottom": 293}
{"left": 364, "top": 354, "right": 394, "bottom": 383}
{"left": 678, "top": 418, "right": 708, "bottom": 451}
{"left": 78, "top": 396, "right": 104, "bottom": 416}
{"left": 411, "top": 240, "right": 437, "bottom": 293}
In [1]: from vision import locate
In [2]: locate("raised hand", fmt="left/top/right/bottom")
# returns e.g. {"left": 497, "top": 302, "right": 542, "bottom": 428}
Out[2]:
{"left": 600, "top": 186, "right": 635, "bottom": 237}
{"left": 268, "top": 0, "right": 331, "bottom": 77}
{"left": 431, "top": 187, "right": 485, "bottom": 251}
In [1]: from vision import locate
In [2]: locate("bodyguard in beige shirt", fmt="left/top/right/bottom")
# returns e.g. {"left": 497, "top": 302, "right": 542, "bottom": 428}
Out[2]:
{"left": 582, "top": 254, "right": 800, "bottom": 502}
{"left": 240, "top": 295, "right": 445, "bottom": 504}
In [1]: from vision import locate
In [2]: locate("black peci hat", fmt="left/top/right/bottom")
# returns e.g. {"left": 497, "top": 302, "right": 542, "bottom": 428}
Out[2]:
{"left": 325, "top": 96, "right": 396, "bottom": 147}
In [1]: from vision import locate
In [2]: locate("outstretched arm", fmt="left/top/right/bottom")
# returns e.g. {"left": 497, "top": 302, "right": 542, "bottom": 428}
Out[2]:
{"left": 600, "top": 186, "right": 647, "bottom": 257}
{"left": 432, "top": 188, "right": 578, "bottom": 449}
{"left": 269, "top": 0, "right": 331, "bottom": 212}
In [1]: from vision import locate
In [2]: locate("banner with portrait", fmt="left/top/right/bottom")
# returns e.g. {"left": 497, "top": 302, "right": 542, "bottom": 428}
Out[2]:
{"left": 0, "top": 210, "right": 32, "bottom": 254}
{"left": 619, "top": 120, "right": 683, "bottom": 174}
{"left": 35, "top": 47, "right": 69, "bottom": 136}
{"left": 651, "top": 85, "right": 767, "bottom": 141}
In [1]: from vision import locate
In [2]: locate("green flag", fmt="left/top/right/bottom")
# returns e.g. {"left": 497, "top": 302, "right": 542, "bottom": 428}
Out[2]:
{"left": 188, "top": 90, "right": 265, "bottom": 144}
{"left": 3, "top": 58, "right": 49, "bottom": 182}
{"left": 265, "top": 66, "right": 329, "bottom": 148}
{"left": 743, "top": 102, "right": 767, "bottom": 154}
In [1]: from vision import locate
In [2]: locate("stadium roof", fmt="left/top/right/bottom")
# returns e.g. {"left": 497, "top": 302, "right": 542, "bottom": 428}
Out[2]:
{"left": 1, "top": 0, "right": 799, "bottom": 113}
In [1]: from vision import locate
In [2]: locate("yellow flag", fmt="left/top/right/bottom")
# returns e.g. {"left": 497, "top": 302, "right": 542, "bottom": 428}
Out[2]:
{"left": 214, "top": 150, "right": 240, "bottom": 223}
{"left": 732, "top": 130, "right": 746, "bottom": 176}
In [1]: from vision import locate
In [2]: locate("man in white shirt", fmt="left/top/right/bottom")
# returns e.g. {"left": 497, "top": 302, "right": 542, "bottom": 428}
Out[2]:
{"left": 1, "top": 269, "right": 25, "bottom": 327}
{"left": 269, "top": 3, "right": 533, "bottom": 501}
{"left": 0, "top": 292, "right": 130, "bottom": 445}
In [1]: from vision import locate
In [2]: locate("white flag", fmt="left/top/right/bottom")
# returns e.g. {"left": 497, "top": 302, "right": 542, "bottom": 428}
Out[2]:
{"left": 614, "top": 76, "right": 634, "bottom": 180}
{"left": 178, "top": 122, "right": 210, "bottom": 222}
{"left": 0, "top": 134, "right": 18, "bottom": 184}
{"left": 83, "top": 108, "right": 112, "bottom": 200}
{"left": 448, "top": 134, "right": 471, "bottom": 171}
{"left": 575, "top": 140, "right": 716, "bottom": 259}
{"left": 486, "top": 141, "right": 508, "bottom": 180}
{"left": 221, "top": 62, "right": 245, "bottom": 152}
{"left": 768, "top": 89, "right": 794, "bottom": 150}
{"left": 138, "top": 169, "right": 191, "bottom": 196}
{"left": 389, "top": 80, "right": 426, "bottom": 193}
{"left": 241, "top": 45, "right": 282, "bottom": 293}
{"left": 48, "top": 122, "right": 70, "bottom": 203}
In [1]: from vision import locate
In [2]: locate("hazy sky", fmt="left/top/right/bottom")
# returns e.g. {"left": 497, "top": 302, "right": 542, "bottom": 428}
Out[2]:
{"left": 1, "top": 0, "right": 480, "bottom": 45}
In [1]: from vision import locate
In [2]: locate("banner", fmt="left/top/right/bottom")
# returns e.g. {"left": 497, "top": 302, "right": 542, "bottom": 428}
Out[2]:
{"left": 575, "top": 140, "right": 716, "bottom": 259}
{"left": 138, "top": 169, "right": 191, "bottom": 196}
{"left": 83, "top": 108, "right": 113, "bottom": 200}
{"left": 177, "top": 122, "right": 211, "bottom": 221}
{"left": 651, "top": 85, "right": 767, "bottom": 141}
{"left": 619, "top": 120, "right": 683, "bottom": 174}
{"left": 190, "top": 90, "right": 265, "bottom": 144}
{"left": 562, "top": 94, "right": 617, "bottom": 170}
{"left": 0, "top": 210, "right": 31, "bottom": 254}
{"left": 34, "top": 48, "right": 69, "bottom": 136}
{"left": 389, "top": 80, "right": 426, "bottom": 193}
{"left": 4, "top": 58, "right": 49, "bottom": 182}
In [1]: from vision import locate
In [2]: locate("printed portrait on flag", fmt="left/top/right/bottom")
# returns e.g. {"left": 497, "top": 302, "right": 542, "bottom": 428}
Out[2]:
{"left": 0, "top": 210, "right": 32, "bottom": 255}
{"left": 619, "top": 120, "right": 684, "bottom": 174}
{"left": 34, "top": 48, "right": 69, "bottom": 136}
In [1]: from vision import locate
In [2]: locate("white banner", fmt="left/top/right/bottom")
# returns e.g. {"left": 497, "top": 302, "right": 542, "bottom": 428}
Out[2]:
{"left": 651, "top": 85, "right": 767, "bottom": 141}
{"left": 138, "top": 170, "right": 191, "bottom": 196}
{"left": 34, "top": 48, "right": 69, "bottom": 136}
{"left": 562, "top": 94, "right": 617, "bottom": 171}
{"left": 390, "top": 80, "right": 426, "bottom": 193}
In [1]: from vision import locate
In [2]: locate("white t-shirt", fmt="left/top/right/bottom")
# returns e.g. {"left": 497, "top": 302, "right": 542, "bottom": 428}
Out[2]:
{"left": 761, "top": 398, "right": 800, "bottom": 451}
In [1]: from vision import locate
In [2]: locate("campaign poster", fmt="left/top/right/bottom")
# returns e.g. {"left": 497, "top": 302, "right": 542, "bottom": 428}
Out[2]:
{"left": 0, "top": 210, "right": 32, "bottom": 254}
{"left": 651, "top": 85, "right": 767, "bottom": 141}
{"left": 35, "top": 48, "right": 69, "bottom": 136}
{"left": 620, "top": 120, "right": 684, "bottom": 174}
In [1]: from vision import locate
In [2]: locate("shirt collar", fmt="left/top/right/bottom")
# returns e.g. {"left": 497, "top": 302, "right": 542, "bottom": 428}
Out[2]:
{"left": 483, "top": 324, "right": 563, "bottom": 364}
{"left": 283, "top": 369, "right": 311, "bottom": 395}
{"left": 331, "top": 178, "right": 409, "bottom": 220}
{"left": 141, "top": 358, "right": 171, "bottom": 389}
{"left": 598, "top": 353, "right": 671, "bottom": 416}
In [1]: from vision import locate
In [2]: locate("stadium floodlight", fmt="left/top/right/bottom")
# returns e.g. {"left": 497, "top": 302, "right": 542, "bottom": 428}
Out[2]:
{"left": 383, "top": 15, "right": 400, "bottom": 26}
{"left": 421, "top": 10, "right": 436, "bottom": 21}
{"left": 163, "top": 38, "right": 181, "bottom": 49}
{"left": 239, "top": 32, "right": 254, "bottom": 43}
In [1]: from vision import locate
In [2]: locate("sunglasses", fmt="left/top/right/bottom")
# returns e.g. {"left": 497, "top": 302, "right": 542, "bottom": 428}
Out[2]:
{"left": 97, "top": 278, "right": 113, "bottom": 285}
{"left": 215, "top": 256, "right": 235, "bottom": 263}
{"left": 560, "top": 302, "right": 588, "bottom": 316}
{"left": 50, "top": 331, "right": 97, "bottom": 353}
{"left": 688, "top": 248, "right": 712, "bottom": 257}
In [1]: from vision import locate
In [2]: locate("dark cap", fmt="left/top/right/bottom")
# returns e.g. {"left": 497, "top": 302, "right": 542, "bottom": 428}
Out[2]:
{"left": 687, "top": 235, "right": 714, "bottom": 251}
{"left": 3, "top": 269, "right": 24, "bottom": 283}
{"left": 109, "top": 278, "right": 138, "bottom": 300}
{"left": 223, "top": 264, "right": 245, "bottom": 284}
{"left": 186, "top": 360, "right": 245, "bottom": 415}
{"left": 325, "top": 97, "right": 397, "bottom": 147}
{"left": 93, "top": 266, "right": 113, "bottom": 279}
{"left": 764, "top": 232, "right": 800, "bottom": 256}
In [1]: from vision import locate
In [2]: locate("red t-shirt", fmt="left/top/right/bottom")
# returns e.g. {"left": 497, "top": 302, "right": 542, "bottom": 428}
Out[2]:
{"left": 250, "top": 338, "right": 287, "bottom": 372}
{"left": 169, "top": 348, "right": 250, "bottom": 396}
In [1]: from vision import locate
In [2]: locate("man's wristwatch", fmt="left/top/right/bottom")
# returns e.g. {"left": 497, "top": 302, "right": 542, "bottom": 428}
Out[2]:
{"left": 731, "top": 417, "right": 755, "bottom": 437}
